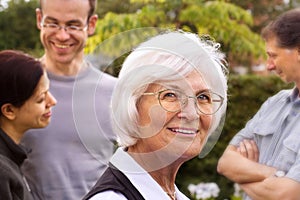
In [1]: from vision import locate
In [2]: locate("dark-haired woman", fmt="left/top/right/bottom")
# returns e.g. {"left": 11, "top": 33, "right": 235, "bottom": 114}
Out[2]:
{"left": 0, "top": 50, "right": 57, "bottom": 200}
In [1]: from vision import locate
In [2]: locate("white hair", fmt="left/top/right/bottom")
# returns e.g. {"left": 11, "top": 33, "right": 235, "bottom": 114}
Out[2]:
{"left": 111, "top": 31, "right": 228, "bottom": 147}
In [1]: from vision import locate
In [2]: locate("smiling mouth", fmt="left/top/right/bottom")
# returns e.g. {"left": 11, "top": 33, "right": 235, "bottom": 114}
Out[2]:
{"left": 168, "top": 128, "right": 199, "bottom": 135}
{"left": 55, "top": 43, "right": 69, "bottom": 49}
{"left": 43, "top": 111, "right": 52, "bottom": 118}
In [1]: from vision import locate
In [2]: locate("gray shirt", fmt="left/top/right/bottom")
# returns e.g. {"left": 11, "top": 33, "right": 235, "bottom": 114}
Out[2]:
{"left": 21, "top": 63, "right": 117, "bottom": 200}
{"left": 230, "top": 88, "right": 300, "bottom": 199}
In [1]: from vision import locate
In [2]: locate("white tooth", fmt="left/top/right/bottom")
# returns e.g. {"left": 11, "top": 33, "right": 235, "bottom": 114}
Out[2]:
{"left": 173, "top": 129, "right": 195, "bottom": 134}
{"left": 56, "top": 44, "right": 68, "bottom": 49}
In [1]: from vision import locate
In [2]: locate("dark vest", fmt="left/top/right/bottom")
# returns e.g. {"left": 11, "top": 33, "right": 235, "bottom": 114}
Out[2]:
{"left": 83, "top": 164, "right": 145, "bottom": 200}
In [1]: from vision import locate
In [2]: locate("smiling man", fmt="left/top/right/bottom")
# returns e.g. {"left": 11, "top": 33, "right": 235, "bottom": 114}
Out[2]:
{"left": 20, "top": 0, "right": 117, "bottom": 199}
{"left": 217, "top": 8, "right": 300, "bottom": 200}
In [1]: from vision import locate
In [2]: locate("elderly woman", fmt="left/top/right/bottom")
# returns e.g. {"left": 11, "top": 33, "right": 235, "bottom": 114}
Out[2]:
{"left": 0, "top": 50, "right": 56, "bottom": 200}
{"left": 84, "top": 31, "right": 228, "bottom": 200}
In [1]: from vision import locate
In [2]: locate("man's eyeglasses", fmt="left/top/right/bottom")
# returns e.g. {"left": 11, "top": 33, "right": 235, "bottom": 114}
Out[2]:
{"left": 142, "top": 89, "right": 224, "bottom": 115}
{"left": 40, "top": 22, "right": 88, "bottom": 34}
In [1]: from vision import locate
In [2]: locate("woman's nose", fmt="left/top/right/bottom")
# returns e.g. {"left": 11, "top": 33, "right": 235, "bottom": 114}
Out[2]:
{"left": 177, "top": 98, "right": 199, "bottom": 121}
{"left": 46, "top": 92, "right": 57, "bottom": 107}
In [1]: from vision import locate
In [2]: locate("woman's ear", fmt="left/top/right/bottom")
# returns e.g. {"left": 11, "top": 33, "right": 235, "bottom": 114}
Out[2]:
{"left": 1, "top": 104, "right": 16, "bottom": 120}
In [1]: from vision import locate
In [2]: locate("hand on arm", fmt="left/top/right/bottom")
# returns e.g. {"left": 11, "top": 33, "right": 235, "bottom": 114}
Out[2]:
{"left": 237, "top": 140, "right": 300, "bottom": 200}
{"left": 237, "top": 139, "right": 259, "bottom": 162}
{"left": 217, "top": 143, "right": 276, "bottom": 184}
{"left": 240, "top": 176, "right": 300, "bottom": 200}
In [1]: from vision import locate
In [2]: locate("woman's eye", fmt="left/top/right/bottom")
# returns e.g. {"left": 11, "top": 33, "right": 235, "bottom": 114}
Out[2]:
{"left": 197, "top": 93, "right": 211, "bottom": 103}
{"left": 37, "top": 98, "right": 45, "bottom": 103}
{"left": 164, "top": 92, "right": 176, "bottom": 98}
{"left": 37, "top": 94, "right": 47, "bottom": 103}
{"left": 160, "top": 91, "right": 179, "bottom": 101}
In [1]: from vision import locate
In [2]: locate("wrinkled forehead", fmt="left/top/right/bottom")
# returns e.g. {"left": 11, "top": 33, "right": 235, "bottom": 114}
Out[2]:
{"left": 156, "top": 70, "right": 209, "bottom": 93}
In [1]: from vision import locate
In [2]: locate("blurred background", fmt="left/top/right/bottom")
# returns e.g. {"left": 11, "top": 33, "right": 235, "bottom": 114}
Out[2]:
{"left": 0, "top": 0, "right": 298, "bottom": 199}
{"left": 1, "top": 0, "right": 299, "bottom": 75}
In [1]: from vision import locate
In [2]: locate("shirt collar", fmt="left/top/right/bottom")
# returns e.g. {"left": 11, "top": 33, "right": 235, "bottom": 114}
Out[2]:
{"left": 288, "top": 87, "right": 300, "bottom": 102}
{"left": 0, "top": 128, "right": 27, "bottom": 166}
{"left": 110, "top": 147, "right": 189, "bottom": 200}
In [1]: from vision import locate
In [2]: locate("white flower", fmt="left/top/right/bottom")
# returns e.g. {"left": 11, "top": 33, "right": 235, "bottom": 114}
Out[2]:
{"left": 233, "top": 183, "right": 243, "bottom": 197}
{"left": 188, "top": 182, "right": 220, "bottom": 200}
{"left": 188, "top": 184, "right": 197, "bottom": 194}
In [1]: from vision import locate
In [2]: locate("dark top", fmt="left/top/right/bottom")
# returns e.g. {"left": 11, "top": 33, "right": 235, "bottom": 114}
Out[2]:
{"left": 0, "top": 128, "right": 32, "bottom": 200}
{"left": 83, "top": 163, "right": 145, "bottom": 200}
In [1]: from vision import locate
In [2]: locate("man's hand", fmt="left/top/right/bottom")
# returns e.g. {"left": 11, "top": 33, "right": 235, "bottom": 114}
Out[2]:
{"left": 237, "top": 139, "right": 259, "bottom": 162}
{"left": 218, "top": 144, "right": 275, "bottom": 183}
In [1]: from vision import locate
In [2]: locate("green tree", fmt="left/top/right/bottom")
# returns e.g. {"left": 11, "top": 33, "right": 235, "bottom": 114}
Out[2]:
{"left": 96, "top": 0, "right": 143, "bottom": 18}
{"left": 0, "top": 0, "right": 41, "bottom": 55}
{"left": 229, "top": 0, "right": 300, "bottom": 32}
{"left": 86, "top": 0, "right": 266, "bottom": 74}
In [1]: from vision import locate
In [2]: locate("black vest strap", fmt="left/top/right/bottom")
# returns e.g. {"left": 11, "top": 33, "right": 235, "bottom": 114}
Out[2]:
{"left": 83, "top": 163, "right": 145, "bottom": 200}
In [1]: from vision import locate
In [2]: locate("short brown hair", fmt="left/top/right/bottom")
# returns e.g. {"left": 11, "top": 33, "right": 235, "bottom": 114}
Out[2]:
{"left": 262, "top": 8, "right": 300, "bottom": 48}
{"left": 40, "top": 0, "right": 97, "bottom": 19}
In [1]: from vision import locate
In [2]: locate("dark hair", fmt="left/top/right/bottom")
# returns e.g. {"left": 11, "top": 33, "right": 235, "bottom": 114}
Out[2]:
{"left": 88, "top": 0, "right": 97, "bottom": 18}
{"left": 40, "top": 0, "right": 96, "bottom": 19}
{"left": 262, "top": 8, "right": 300, "bottom": 48}
{"left": 0, "top": 50, "right": 44, "bottom": 115}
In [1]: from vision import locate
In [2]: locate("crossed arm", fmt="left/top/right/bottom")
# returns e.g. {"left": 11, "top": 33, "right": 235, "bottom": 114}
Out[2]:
{"left": 217, "top": 140, "right": 300, "bottom": 200}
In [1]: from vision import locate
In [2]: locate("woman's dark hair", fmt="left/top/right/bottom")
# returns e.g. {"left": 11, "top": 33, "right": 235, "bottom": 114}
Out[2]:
{"left": 262, "top": 8, "right": 300, "bottom": 48}
{"left": 0, "top": 50, "right": 44, "bottom": 115}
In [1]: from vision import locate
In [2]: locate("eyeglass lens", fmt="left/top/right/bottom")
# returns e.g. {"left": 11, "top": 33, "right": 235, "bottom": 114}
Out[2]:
{"left": 158, "top": 89, "right": 222, "bottom": 115}
{"left": 43, "top": 24, "right": 84, "bottom": 32}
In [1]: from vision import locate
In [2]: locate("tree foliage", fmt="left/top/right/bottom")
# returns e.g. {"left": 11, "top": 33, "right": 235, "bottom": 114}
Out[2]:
{"left": 179, "top": 1, "right": 264, "bottom": 65}
{"left": 0, "top": 0, "right": 41, "bottom": 55}
{"left": 229, "top": 0, "right": 297, "bottom": 31}
{"left": 86, "top": 0, "right": 266, "bottom": 71}
{"left": 0, "top": 0, "right": 298, "bottom": 67}
{"left": 96, "top": 0, "right": 143, "bottom": 18}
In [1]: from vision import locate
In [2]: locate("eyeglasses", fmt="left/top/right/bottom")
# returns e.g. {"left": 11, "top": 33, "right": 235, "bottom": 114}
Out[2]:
{"left": 40, "top": 22, "right": 88, "bottom": 34}
{"left": 142, "top": 89, "right": 224, "bottom": 115}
